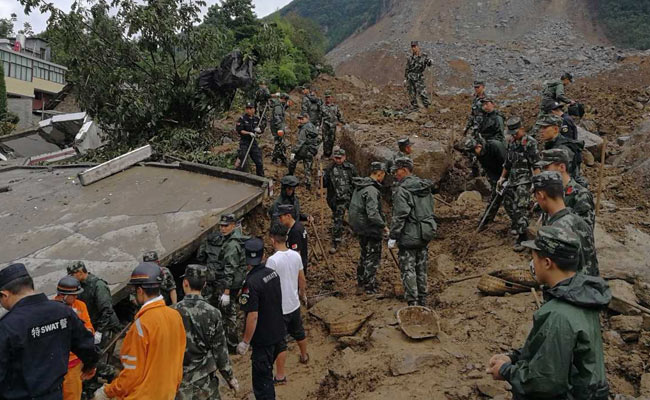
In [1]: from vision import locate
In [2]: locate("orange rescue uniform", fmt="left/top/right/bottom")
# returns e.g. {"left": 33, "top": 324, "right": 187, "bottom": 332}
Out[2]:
{"left": 105, "top": 296, "right": 186, "bottom": 400}
{"left": 58, "top": 298, "right": 94, "bottom": 400}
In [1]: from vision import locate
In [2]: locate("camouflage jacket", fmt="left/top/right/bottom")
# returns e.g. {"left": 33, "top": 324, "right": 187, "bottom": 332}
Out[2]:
{"left": 321, "top": 103, "right": 344, "bottom": 127}
{"left": 349, "top": 177, "right": 386, "bottom": 238}
{"left": 503, "top": 134, "right": 539, "bottom": 186}
{"left": 565, "top": 178, "right": 596, "bottom": 229}
{"left": 465, "top": 94, "right": 486, "bottom": 132}
{"left": 323, "top": 161, "right": 358, "bottom": 207}
{"left": 293, "top": 121, "right": 321, "bottom": 157}
{"left": 544, "top": 208, "right": 599, "bottom": 277}
{"left": 478, "top": 110, "right": 505, "bottom": 142}
{"left": 544, "top": 134, "right": 584, "bottom": 179}
{"left": 301, "top": 94, "right": 322, "bottom": 124}
{"left": 78, "top": 273, "right": 121, "bottom": 333}
{"left": 160, "top": 267, "right": 176, "bottom": 305}
{"left": 254, "top": 87, "right": 270, "bottom": 112}
{"left": 405, "top": 53, "right": 433, "bottom": 81}
{"left": 387, "top": 150, "right": 411, "bottom": 173}
{"left": 270, "top": 98, "right": 286, "bottom": 133}
{"left": 268, "top": 186, "right": 307, "bottom": 222}
{"left": 197, "top": 229, "right": 249, "bottom": 290}
{"left": 173, "top": 294, "right": 233, "bottom": 385}
{"left": 542, "top": 80, "right": 571, "bottom": 105}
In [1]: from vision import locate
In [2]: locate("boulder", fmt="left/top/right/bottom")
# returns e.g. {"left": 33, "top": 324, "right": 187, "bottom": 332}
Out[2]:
{"left": 639, "top": 331, "right": 650, "bottom": 348}
{"left": 390, "top": 351, "right": 443, "bottom": 376}
{"left": 602, "top": 330, "right": 626, "bottom": 347}
{"left": 608, "top": 280, "right": 641, "bottom": 315}
{"left": 635, "top": 279, "right": 650, "bottom": 308}
{"left": 582, "top": 150, "right": 595, "bottom": 167}
{"left": 580, "top": 119, "right": 598, "bottom": 133}
{"left": 577, "top": 127, "right": 604, "bottom": 157}
{"left": 455, "top": 191, "right": 483, "bottom": 208}
{"left": 466, "top": 177, "right": 492, "bottom": 197}
{"left": 644, "top": 314, "right": 650, "bottom": 331}
{"left": 642, "top": 374, "right": 650, "bottom": 397}
{"left": 609, "top": 315, "right": 643, "bottom": 342}
{"left": 595, "top": 225, "right": 650, "bottom": 282}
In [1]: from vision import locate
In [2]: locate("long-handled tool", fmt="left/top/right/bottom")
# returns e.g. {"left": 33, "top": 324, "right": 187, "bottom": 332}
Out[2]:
{"left": 531, "top": 288, "right": 542, "bottom": 309}
{"left": 100, "top": 321, "right": 133, "bottom": 357}
{"left": 595, "top": 135, "right": 608, "bottom": 217}
{"left": 240, "top": 103, "right": 269, "bottom": 170}
{"left": 476, "top": 181, "right": 508, "bottom": 233}
{"left": 309, "top": 219, "right": 335, "bottom": 275}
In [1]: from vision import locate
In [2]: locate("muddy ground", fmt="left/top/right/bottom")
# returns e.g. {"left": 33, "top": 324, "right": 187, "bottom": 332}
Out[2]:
{"left": 211, "top": 57, "right": 650, "bottom": 399}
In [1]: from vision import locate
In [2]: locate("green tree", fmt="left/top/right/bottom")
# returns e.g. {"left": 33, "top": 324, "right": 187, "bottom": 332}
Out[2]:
{"left": 204, "top": 0, "right": 259, "bottom": 42}
{"left": 18, "top": 22, "right": 34, "bottom": 36}
{"left": 595, "top": 0, "right": 650, "bottom": 50}
{"left": 0, "top": 14, "right": 16, "bottom": 38}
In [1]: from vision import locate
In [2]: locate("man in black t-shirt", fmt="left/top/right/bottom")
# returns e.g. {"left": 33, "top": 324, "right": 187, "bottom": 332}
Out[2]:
{"left": 276, "top": 204, "right": 309, "bottom": 275}
{"left": 237, "top": 238, "right": 286, "bottom": 400}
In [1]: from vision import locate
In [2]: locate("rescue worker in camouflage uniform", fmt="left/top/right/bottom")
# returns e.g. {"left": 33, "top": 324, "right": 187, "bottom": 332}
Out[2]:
{"left": 476, "top": 98, "right": 505, "bottom": 142}
{"left": 497, "top": 117, "right": 540, "bottom": 251}
{"left": 174, "top": 264, "right": 239, "bottom": 400}
{"left": 388, "top": 138, "right": 413, "bottom": 171}
{"left": 464, "top": 137, "right": 507, "bottom": 230}
{"left": 323, "top": 147, "right": 358, "bottom": 253}
{"left": 268, "top": 175, "right": 311, "bottom": 223}
{"left": 538, "top": 114, "right": 589, "bottom": 188}
{"left": 405, "top": 41, "right": 433, "bottom": 109}
{"left": 537, "top": 149, "right": 596, "bottom": 229}
{"left": 300, "top": 85, "right": 322, "bottom": 125}
{"left": 464, "top": 80, "right": 487, "bottom": 135}
{"left": 349, "top": 162, "right": 388, "bottom": 294}
{"left": 288, "top": 113, "right": 321, "bottom": 190}
{"left": 196, "top": 214, "right": 250, "bottom": 353}
{"left": 321, "top": 91, "right": 345, "bottom": 158}
{"left": 254, "top": 81, "right": 271, "bottom": 120}
{"left": 547, "top": 100, "right": 578, "bottom": 140}
{"left": 534, "top": 72, "right": 576, "bottom": 133}
{"left": 270, "top": 93, "right": 291, "bottom": 165}
{"left": 235, "top": 102, "right": 265, "bottom": 177}
{"left": 143, "top": 251, "right": 177, "bottom": 305}
{"left": 388, "top": 157, "right": 437, "bottom": 306}
{"left": 533, "top": 171, "right": 599, "bottom": 276}
{"left": 488, "top": 226, "right": 610, "bottom": 400}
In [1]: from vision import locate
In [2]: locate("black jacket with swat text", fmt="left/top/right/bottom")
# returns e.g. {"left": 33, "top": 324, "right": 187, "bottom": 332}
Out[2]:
{"left": 0, "top": 293, "right": 99, "bottom": 400}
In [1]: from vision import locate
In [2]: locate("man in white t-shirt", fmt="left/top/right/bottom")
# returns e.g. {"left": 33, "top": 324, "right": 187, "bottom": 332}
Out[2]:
{"left": 265, "top": 222, "right": 309, "bottom": 384}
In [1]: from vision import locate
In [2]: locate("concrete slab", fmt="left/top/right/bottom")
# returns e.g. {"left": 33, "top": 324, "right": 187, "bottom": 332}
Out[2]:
{"left": 0, "top": 163, "right": 267, "bottom": 300}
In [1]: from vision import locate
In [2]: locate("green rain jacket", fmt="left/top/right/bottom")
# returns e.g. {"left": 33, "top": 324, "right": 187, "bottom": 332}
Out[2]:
{"left": 349, "top": 177, "right": 386, "bottom": 239}
{"left": 389, "top": 175, "right": 436, "bottom": 248}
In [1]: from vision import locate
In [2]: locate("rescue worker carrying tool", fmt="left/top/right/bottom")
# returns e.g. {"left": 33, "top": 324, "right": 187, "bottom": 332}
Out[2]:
{"left": 236, "top": 102, "right": 266, "bottom": 177}
{"left": 0, "top": 263, "right": 99, "bottom": 400}
{"left": 93, "top": 262, "right": 186, "bottom": 400}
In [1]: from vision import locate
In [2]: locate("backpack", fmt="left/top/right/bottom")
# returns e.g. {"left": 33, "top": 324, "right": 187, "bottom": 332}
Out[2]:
{"left": 568, "top": 103, "right": 585, "bottom": 118}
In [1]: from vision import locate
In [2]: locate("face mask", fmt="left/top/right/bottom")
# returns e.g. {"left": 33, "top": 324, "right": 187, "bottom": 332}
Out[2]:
{"left": 529, "top": 260, "right": 537, "bottom": 280}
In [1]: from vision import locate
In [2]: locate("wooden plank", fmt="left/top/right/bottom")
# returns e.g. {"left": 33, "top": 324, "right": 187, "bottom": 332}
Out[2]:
{"left": 78, "top": 145, "right": 152, "bottom": 186}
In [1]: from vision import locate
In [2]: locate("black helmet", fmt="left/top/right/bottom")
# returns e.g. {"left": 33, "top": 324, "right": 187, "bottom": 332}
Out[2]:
{"left": 128, "top": 262, "right": 163, "bottom": 288}
{"left": 57, "top": 276, "right": 84, "bottom": 295}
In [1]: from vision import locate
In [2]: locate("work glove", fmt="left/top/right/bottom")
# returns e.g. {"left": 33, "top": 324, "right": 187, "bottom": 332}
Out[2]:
{"left": 93, "top": 386, "right": 112, "bottom": 400}
{"left": 228, "top": 377, "right": 240, "bottom": 392}
{"left": 388, "top": 239, "right": 396, "bottom": 249}
{"left": 254, "top": 127, "right": 261, "bottom": 134}
{"left": 237, "top": 341, "right": 250, "bottom": 355}
{"left": 219, "top": 294, "right": 230, "bottom": 307}
{"left": 290, "top": 153, "right": 296, "bottom": 161}
{"left": 249, "top": 132, "right": 256, "bottom": 139}
{"left": 496, "top": 177, "right": 506, "bottom": 190}
{"left": 94, "top": 331, "right": 103, "bottom": 345}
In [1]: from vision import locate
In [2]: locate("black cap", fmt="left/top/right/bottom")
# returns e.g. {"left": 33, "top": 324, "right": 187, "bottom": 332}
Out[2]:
{"left": 128, "top": 262, "right": 163, "bottom": 288}
{"left": 410, "top": 41, "right": 419, "bottom": 47}
{"left": 274, "top": 204, "right": 294, "bottom": 217}
{"left": 506, "top": 116, "right": 522, "bottom": 135}
{"left": 244, "top": 238, "right": 264, "bottom": 266}
{"left": 532, "top": 171, "right": 564, "bottom": 192}
{"left": 280, "top": 175, "right": 300, "bottom": 187}
{"left": 245, "top": 102, "right": 255, "bottom": 109}
{"left": 561, "top": 72, "right": 573, "bottom": 82}
{"left": 219, "top": 214, "right": 237, "bottom": 226}
{"left": 542, "top": 99, "right": 563, "bottom": 113}
{"left": 0, "top": 263, "right": 30, "bottom": 289}
{"left": 57, "top": 276, "right": 84, "bottom": 295}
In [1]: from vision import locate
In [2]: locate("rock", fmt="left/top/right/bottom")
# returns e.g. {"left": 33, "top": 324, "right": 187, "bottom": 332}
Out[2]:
{"left": 455, "top": 191, "right": 483, "bottom": 209}
{"left": 577, "top": 127, "right": 604, "bottom": 157}
{"left": 639, "top": 331, "right": 650, "bottom": 348}
{"left": 595, "top": 225, "right": 650, "bottom": 283}
{"left": 580, "top": 119, "right": 598, "bottom": 133}
{"left": 643, "top": 314, "right": 650, "bottom": 331}
{"left": 424, "top": 121, "right": 435, "bottom": 128}
{"left": 466, "top": 177, "right": 492, "bottom": 197}
{"left": 329, "top": 347, "right": 361, "bottom": 378}
{"left": 617, "top": 136, "right": 631, "bottom": 146}
{"left": 603, "top": 330, "right": 626, "bottom": 347}
{"left": 390, "top": 351, "right": 443, "bottom": 376}
{"left": 608, "top": 280, "right": 640, "bottom": 315}
{"left": 609, "top": 315, "right": 643, "bottom": 342}
{"left": 582, "top": 150, "right": 595, "bottom": 167}
{"left": 337, "top": 336, "right": 366, "bottom": 349}
{"left": 634, "top": 279, "right": 650, "bottom": 307}
{"left": 476, "top": 381, "right": 507, "bottom": 398}
{"left": 642, "top": 374, "right": 650, "bottom": 397}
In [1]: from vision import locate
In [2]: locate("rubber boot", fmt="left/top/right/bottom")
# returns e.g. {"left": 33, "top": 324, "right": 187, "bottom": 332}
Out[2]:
{"left": 513, "top": 233, "right": 528, "bottom": 252}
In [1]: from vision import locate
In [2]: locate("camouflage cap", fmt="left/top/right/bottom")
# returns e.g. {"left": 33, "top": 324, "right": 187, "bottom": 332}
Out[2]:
{"left": 532, "top": 171, "right": 563, "bottom": 191}
{"left": 298, "top": 112, "right": 310, "bottom": 119}
{"left": 538, "top": 148, "right": 570, "bottom": 168}
{"left": 181, "top": 264, "right": 207, "bottom": 279}
{"left": 410, "top": 41, "right": 419, "bottom": 47}
{"left": 521, "top": 225, "right": 581, "bottom": 268}
{"left": 481, "top": 97, "right": 495, "bottom": 104}
{"left": 370, "top": 161, "right": 386, "bottom": 172}
{"left": 301, "top": 84, "right": 310, "bottom": 90}
{"left": 505, "top": 116, "right": 522, "bottom": 135}
{"left": 397, "top": 137, "right": 411, "bottom": 147}
{"left": 219, "top": 213, "right": 237, "bottom": 226}
{"left": 274, "top": 204, "right": 294, "bottom": 217}
{"left": 67, "top": 261, "right": 86, "bottom": 275}
{"left": 324, "top": 90, "right": 332, "bottom": 97}
{"left": 333, "top": 147, "right": 346, "bottom": 157}
{"left": 473, "top": 80, "right": 485, "bottom": 87}
{"left": 393, "top": 157, "right": 414, "bottom": 171}
{"left": 280, "top": 175, "right": 300, "bottom": 187}
{"left": 536, "top": 114, "right": 563, "bottom": 127}
{"left": 542, "top": 99, "right": 563, "bottom": 113}
{"left": 561, "top": 72, "right": 573, "bottom": 82}
{"left": 463, "top": 136, "right": 485, "bottom": 152}
{"left": 281, "top": 93, "right": 291, "bottom": 100}
{"left": 57, "top": 276, "right": 84, "bottom": 295}
{"left": 142, "top": 251, "right": 159, "bottom": 263}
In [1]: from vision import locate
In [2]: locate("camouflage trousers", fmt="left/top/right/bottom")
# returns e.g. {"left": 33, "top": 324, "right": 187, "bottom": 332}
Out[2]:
{"left": 288, "top": 154, "right": 314, "bottom": 189}
{"left": 398, "top": 247, "right": 429, "bottom": 304}
{"left": 204, "top": 284, "right": 241, "bottom": 353}
{"left": 407, "top": 77, "right": 431, "bottom": 108}
{"left": 503, "top": 184, "right": 531, "bottom": 235}
{"left": 271, "top": 131, "right": 287, "bottom": 164}
{"left": 176, "top": 374, "right": 220, "bottom": 400}
{"left": 482, "top": 179, "right": 504, "bottom": 226}
{"left": 357, "top": 236, "right": 382, "bottom": 290}
{"left": 330, "top": 201, "right": 348, "bottom": 244}
{"left": 322, "top": 124, "right": 336, "bottom": 158}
